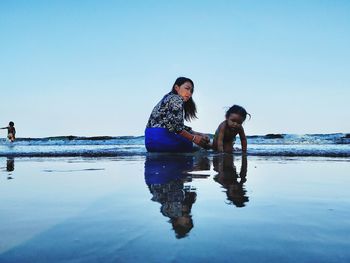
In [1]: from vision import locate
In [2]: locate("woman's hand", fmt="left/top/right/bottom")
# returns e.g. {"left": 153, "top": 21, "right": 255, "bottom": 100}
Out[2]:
{"left": 178, "top": 130, "right": 211, "bottom": 149}
{"left": 193, "top": 134, "right": 211, "bottom": 148}
{"left": 202, "top": 134, "right": 211, "bottom": 144}
{"left": 193, "top": 132, "right": 210, "bottom": 143}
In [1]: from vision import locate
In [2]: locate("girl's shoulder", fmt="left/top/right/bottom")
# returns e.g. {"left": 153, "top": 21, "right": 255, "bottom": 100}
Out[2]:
{"left": 215, "top": 121, "right": 227, "bottom": 134}
{"left": 218, "top": 121, "right": 227, "bottom": 129}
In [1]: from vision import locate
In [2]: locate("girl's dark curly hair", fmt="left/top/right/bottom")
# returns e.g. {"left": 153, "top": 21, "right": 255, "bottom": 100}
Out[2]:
{"left": 225, "top": 105, "right": 251, "bottom": 121}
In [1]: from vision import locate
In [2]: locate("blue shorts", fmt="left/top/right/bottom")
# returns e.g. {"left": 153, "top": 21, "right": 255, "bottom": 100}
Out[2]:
{"left": 145, "top": 127, "right": 194, "bottom": 153}
{"left": 144, "top": 155, "right": 194, "bottom": 185}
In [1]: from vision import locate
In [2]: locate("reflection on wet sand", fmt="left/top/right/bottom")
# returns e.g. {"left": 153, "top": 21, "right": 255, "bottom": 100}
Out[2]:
{"left": 144, "top": 154, "right": 210, "bottom": 239}
{"left": 6, "top": 158, "right": 14, "bottom": 179}
{"left": 213, "top": 154, "right": 248, "bottom": 207}
{"left": 7, "top": 158, "right": 14, "bottom": 171}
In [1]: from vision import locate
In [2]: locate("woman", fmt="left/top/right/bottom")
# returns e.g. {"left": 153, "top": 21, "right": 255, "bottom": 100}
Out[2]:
{"left": 145, "top": 77, "right": 210, "bottom": 152}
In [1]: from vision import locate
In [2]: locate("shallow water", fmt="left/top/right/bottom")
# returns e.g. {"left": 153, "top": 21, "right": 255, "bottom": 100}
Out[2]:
{"left": 1, "top": 133, "right": 349, "bottom": 157}
{"left": 0, "top": 155, "right": 349, "bottom": 262}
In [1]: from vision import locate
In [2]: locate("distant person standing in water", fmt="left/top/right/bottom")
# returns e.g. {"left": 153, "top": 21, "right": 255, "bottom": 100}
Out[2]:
{"left": 145, "top": 77, "right": 210, "bottom": 152}
{"left": 1, "top": 121, "right": 16, "bottom": 142}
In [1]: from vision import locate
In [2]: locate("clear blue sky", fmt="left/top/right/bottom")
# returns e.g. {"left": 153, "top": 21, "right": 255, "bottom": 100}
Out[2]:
{"left": 1, "top": 0, "right": 349, "bottom": 137}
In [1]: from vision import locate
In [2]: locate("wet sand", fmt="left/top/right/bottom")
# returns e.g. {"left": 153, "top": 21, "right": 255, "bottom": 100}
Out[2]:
{"left": 0, "top": 155, "right": 349, "bottom": 262}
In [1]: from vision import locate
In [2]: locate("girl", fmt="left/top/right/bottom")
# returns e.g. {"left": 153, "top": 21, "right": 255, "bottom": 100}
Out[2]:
{"left": 212, "top": 105, "right": 250, "bottom": 153}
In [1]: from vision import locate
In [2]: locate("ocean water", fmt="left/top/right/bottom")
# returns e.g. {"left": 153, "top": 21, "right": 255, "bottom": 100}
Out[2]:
{"left": 0, "top": 133, "right": 349, "bottom": 157}
{"left": 1, "top": 133, "right": 349, "bottom": 261}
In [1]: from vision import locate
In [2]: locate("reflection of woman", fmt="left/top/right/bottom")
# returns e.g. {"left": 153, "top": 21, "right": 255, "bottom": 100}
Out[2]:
{"left": 144, "top": 155, "right": 197, "bottom": 238}
{"left": 213, "top": 154, "right": 248, "bottom": 207}
{"left": 145, "top": 77, "right": 210, "bottom": 152}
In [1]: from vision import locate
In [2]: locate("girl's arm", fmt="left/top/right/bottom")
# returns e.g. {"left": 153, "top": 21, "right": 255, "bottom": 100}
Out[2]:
{"left": 239, "top": 127, "right": 247, "bottom": 153}
{"left": 240, "top": 154, "right": 248, "bottom": 178}
{"left": 215, "top": 123, "right": 226, "bottom": 152}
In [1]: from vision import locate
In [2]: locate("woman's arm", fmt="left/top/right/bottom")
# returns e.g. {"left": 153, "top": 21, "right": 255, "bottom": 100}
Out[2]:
{"left": 191, "top": 130, "right": 210, "bottom": 143}
{"left": 164, "top": 95, "right": 187, "bottom": 133}
{"left": 178, "top": 129, "right": 209, "bottom": 147}
{"left": 159, "top": 94, "right": 209, "bottom": 148}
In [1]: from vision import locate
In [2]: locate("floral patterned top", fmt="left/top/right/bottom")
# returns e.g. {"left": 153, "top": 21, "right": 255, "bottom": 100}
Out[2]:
{"left": 146, "top": 92, "right": 192, "bottom": 133}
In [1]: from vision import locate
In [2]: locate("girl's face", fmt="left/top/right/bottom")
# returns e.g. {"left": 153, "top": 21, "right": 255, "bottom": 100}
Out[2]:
{"left": 174, "top": 81, "right": 193, "bottom": 102}
{"left": 226, "top": 113, "right": 244, "bottom": 129}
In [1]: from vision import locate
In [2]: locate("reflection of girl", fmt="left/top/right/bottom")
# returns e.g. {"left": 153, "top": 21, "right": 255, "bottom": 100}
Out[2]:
{"left": 144, "top": 155, "right": 197, "bottom": 238}
{"left": 145, "top": 77, "right": 210, "bottom": 152}
{"left": 213, "top": 155, "right": 248, "bottom": 207}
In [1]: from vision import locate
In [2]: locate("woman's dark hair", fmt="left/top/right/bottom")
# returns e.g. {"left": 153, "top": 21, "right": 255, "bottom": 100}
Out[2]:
{"left": 225, "top": 105, "right": 251, "bottom": 121}
{"left": 171, "top": 216, "right": 194, "bottom": 239}
{"left": 171, "top": 191, "right": 196, "bottom": 239}
{"left": 9, "top": 121, "right": 14, "bottom": 126}
{"left": 171, "top": 77, "right": 197, "bottom": 121}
